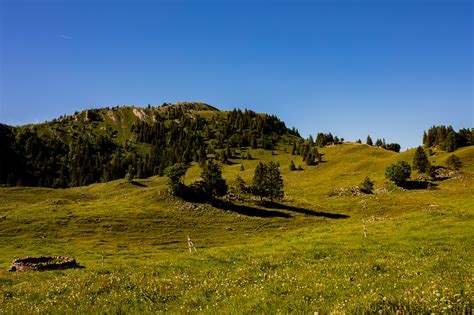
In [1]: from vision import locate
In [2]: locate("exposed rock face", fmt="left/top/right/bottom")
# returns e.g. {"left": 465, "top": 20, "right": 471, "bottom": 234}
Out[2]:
{"left": 133, "top": 108, "right": 150, "bottom": 122}
{"left": 9, "top": 256, "right": 80, "bottom": 272}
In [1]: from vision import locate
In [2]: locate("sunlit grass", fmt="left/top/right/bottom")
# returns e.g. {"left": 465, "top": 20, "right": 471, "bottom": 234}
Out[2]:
{"left": 0, "top": 144, "right": 472, "bottom": 313}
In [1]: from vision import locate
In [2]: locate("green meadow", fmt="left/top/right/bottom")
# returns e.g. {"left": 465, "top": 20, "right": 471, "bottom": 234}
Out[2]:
{"left": 0, "top": 144, "right": 472, "bottom": 313}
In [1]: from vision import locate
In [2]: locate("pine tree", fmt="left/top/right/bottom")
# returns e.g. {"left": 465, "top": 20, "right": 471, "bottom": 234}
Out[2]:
{"left": 305, "top": 152, "right": 315, "bottom": 165}
{"left": 236, "top": 175, "right": 247, "bottom": 194}
{"left": 267, "top": 161, "right": 284, "bottom": 202}
{"left": 289, "top": 160, "right": 296, "bottom": 171}
{"left": 366, "top": 135, "right": 373, "bottom": 146}
{"left": 413, "top": 146, "right": 430, "bottom": 173}
{"left": 445, "top": 131, "right": 457, "bottom": 152}
{"left": 200, "top": 159, "right": 228, "bottom": 197}
{"left": 251, "top": 162, "right": 267, "bottom": 201}
{"left": 251, "top": 162, "right": 284, "bottom": 202}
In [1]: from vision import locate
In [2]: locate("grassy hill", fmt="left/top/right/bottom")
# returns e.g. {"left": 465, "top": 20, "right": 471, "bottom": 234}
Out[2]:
{"left": 0, "top": 143, "right": 472, "bottom": 313}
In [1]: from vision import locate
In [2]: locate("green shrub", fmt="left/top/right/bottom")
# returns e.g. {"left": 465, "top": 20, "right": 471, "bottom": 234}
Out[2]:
{"left": 385, "top": 161, "right": 411, "bottom": 186}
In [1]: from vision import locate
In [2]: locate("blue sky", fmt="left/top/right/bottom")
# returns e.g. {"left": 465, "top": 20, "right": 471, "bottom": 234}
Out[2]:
{"left": 1, "top": 0, "right": 472, "bottom": 149}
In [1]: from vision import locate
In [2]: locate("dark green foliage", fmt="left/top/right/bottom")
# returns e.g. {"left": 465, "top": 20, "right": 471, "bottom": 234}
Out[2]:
{"left": 368, "top": 135, "right": 400, "bottom": 152}
{"left": 165, "top": 163, "right": 189, "bottom": 196}
{"left": 251, "top": 163, "right": 267, "bottom": 201}
{"left": 0, "top": 105, "right": 301, "bottom": 188}
{"left": 366, "top": 135, "right": 373, "bottom": 146}
{"left": 383, "top": 143, "right": 401, "bottom": 152}
{"left": 199, "top": 160, "right": 228, "bottom": 197}
{"left": 423, "top": 125, "right": 473, "bottom": 152}
{"left": 356, "top": 139, "right": 362, "bottom": 144}
{"left": 235, "top": 175, "right": 247, "bottom": 194}
{"left": 413, "top": 146, "right": 430, "bottom": 173}
{"left": 266, "top": 161, "right": 284, "bottom": 202}
{"left": 446, "top": 155, "right": 462, "bottom": 170}
{"left": 289, "top": 160, "right": 296, "bottom": 171}
{"left": 316, "top": 132, "right": 335, "bottom": 147}
{"left": 251, "top": 162, "right": 284, "bottom": 202}
{"left": 385, "top": 161, "right": 411, "bottom": 186}
{"left": 298, "top": 142, "right": 320, "bottom": 166}
{"left": 360, "top": 176, "right": 374, "bottom": 194}
{"left": 426, "top": 164, "right": 437, "bottom": 179}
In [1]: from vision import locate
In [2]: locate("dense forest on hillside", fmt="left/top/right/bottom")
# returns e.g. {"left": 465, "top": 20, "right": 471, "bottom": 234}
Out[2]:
{"left": 0, "top": 105, "right": 299, "bottom": 188}
{"left": 423, "top": 125, "right": 473, "bottom": 152}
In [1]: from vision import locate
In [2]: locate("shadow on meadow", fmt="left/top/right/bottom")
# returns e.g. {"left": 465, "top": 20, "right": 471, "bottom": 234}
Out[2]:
{"left": 130, "top": 181, "right": 147, "bottom": 187}
{"left": 260, "top": 201, "right": 349, "bottom": 219}
{"left": 177, "top": 186, "right": 349, "bottom": 219}
{"left": 211, "top": 199, "right": 292, "bottom": 218}
{"left": 400, "top": 181, "right": 437, "bottom": 190}
{"left": 178, "top": 191, "right": 291, "bottom": 218}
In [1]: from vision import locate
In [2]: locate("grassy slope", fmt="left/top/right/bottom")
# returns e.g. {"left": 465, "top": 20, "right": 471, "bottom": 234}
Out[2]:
{"left": 0, "top": 144, "right": 472, "bottom": 313}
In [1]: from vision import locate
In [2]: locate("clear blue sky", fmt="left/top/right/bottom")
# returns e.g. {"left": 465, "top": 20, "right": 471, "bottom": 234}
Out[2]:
{"left": 1, "top": 0, "right": 472, "bottom": 149}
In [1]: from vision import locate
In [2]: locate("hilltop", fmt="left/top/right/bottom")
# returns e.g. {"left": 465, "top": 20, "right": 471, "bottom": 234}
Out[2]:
{"left": 0, "top": 103, "right": 299, "bottom": 187}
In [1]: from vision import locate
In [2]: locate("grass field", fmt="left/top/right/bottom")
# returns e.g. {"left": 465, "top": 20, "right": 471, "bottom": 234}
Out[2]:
{"left": 0, "top": 144, "right": 472, "bottom": 313}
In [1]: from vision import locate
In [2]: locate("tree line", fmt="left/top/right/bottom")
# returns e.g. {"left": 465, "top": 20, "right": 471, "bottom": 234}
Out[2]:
{"left": 423, "top": 125, "right": 473, "bottom": 152}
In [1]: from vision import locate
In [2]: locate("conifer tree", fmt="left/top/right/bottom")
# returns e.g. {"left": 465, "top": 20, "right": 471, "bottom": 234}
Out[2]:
{"left": 251, "top": 162, "right": 267, "bottom": 201}
{"left": 236, "top": 174, "right": 247, "bottom": 194}
{"left": 289, "top": 160, "right": 296, "bottom": 171}
{"left": 251, "top": 162, "right": 284, "bottom": 202}
{"left": 413, "top": 146, "right": 430, "bottom": 173}
{"left": 267, "top": 161, "right": 284, "bottom": 202}
{"left": 200, "top": 159, "right": 228, "bottom": 197}
{"left": 366, "top": 135, "right": 373, "bottom": 146}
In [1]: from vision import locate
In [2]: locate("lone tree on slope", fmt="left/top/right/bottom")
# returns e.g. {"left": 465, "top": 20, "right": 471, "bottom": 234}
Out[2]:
{"left": 385, "top": 161, "right": 411, "bottom": 186}
{"left": 251, "top": 161, "right": 284, "bottom": 202}
{"left": 165, "top": 163, "right": 189, "bottom": 196}
{"left": 446, "top": 154, "right": 462, "bottom": 170}
{"left": 413, "top": 146, "right": 430, "bottom": 173}
{"left": 200, "top": 159, "right": 228, "bottom": 197}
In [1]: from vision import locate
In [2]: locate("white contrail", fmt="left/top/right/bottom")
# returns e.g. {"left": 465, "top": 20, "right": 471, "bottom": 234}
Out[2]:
{"left": 60, "top": 34, "right": 72, "bottom": 40}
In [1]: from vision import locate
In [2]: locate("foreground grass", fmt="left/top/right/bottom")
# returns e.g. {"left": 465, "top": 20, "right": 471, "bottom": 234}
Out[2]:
{"left": 0, "top": 144, "right": 472, "bottom": 313}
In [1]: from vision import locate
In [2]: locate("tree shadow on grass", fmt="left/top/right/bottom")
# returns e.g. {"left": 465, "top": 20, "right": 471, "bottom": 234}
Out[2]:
{"left": 400, "top": 181, "right": 437, "bottom": 190}
{"left": 210, "top": 199, "right": 292, "bottom": 218}
{"left": 260, "top": 201, "right": 349, "bottom": 219}
{"left": 130, "top": 181, "right": 147, "bottom": 187}
{"left": 178, "top": 191, "right": 292, "bottom": 218}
